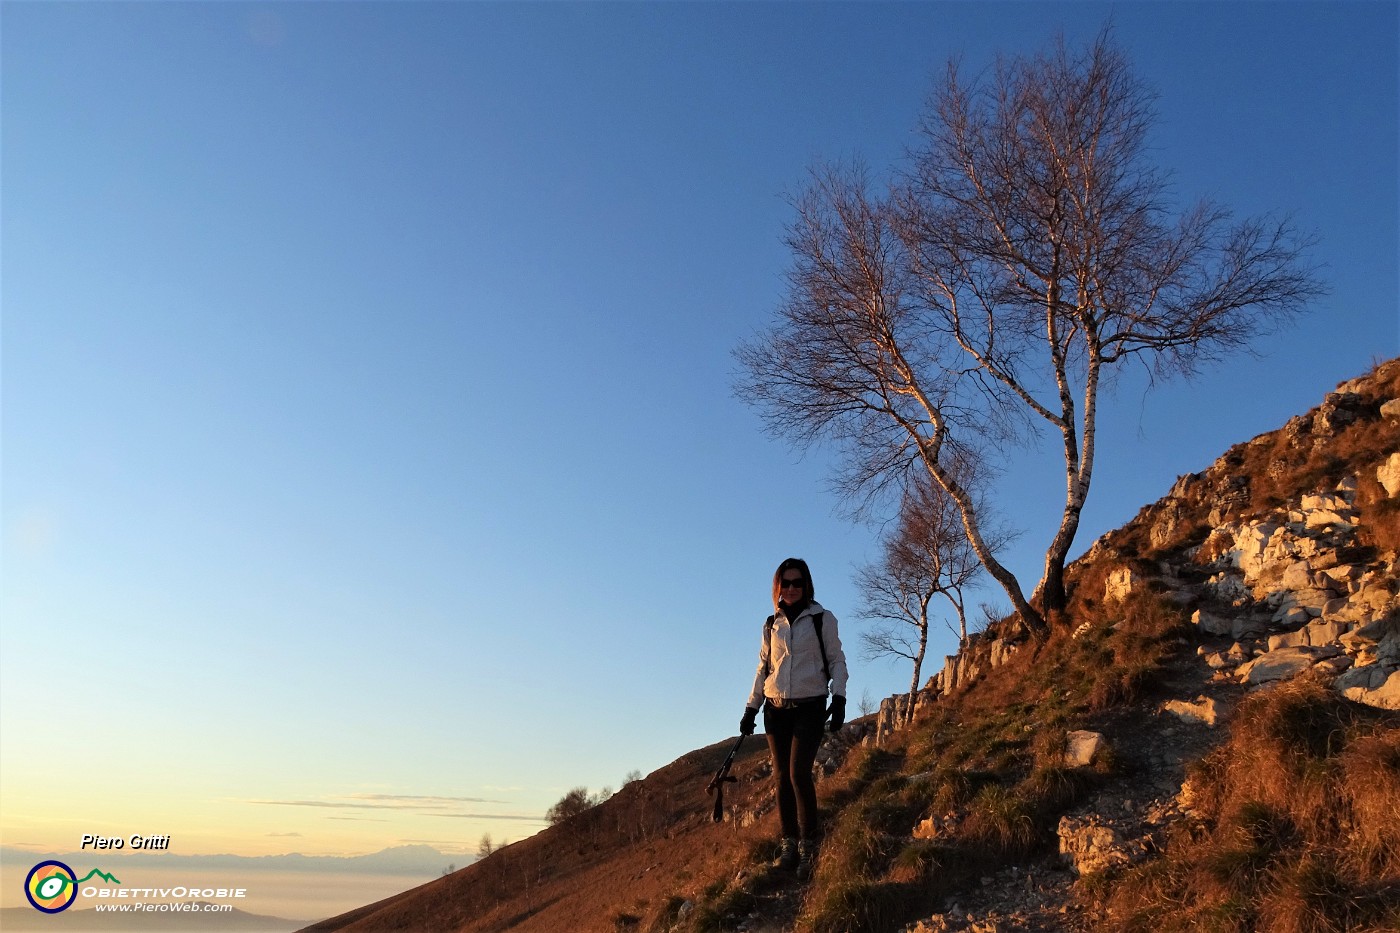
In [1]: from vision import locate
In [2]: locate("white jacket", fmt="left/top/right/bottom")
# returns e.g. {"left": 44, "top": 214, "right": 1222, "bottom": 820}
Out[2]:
{"left": 746, "top": 600, "right": 849, "bottom": 709}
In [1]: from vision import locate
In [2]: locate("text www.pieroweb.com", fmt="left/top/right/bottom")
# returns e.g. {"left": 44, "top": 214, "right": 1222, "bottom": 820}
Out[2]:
{"left": 83, "top": 886, "right": 247, "bottom": 913}
{"left": 94, "top": 901, "right": 235, "bottom": 913}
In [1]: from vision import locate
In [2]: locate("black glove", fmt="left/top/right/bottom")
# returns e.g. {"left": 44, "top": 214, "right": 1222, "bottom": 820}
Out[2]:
{"left": 827, "top": 696, "right": 846, "bottom": 733}
{"left": 740, "top": 707, "right": 758, "bottom": 736}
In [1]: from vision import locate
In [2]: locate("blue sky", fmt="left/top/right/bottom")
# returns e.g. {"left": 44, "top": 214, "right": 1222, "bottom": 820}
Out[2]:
{"left": 2, "top": 0, "right": 1396, "bottom": 901}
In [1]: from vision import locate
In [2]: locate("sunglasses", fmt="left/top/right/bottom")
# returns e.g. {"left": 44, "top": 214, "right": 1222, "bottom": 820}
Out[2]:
{"left": 780, "top": 577, "right": 806, "bottom": 589}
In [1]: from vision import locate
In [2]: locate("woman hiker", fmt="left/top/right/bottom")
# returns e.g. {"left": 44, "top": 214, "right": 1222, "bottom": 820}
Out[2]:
{"left": 739, "top": 557, "right": 849, "bottom": 879}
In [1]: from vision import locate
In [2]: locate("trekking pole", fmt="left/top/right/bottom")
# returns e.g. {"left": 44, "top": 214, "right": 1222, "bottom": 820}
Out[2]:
{"left": 705, "top": 734, "right": 746, "bottom": 823}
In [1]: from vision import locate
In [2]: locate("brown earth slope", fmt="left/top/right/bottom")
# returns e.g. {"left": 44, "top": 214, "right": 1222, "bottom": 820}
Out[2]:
{"left": 300, "top": 735, "right": 789, "bottom": 933}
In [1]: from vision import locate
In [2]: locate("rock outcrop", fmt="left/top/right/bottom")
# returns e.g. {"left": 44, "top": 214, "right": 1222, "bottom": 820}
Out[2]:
{"left": 868, "top": 359, "right": 1400, "bottom": 740}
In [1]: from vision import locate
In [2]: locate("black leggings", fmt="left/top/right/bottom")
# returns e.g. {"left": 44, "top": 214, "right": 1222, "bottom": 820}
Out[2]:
{"left": 763, "top": 700, "right": 827, "bottom": 841}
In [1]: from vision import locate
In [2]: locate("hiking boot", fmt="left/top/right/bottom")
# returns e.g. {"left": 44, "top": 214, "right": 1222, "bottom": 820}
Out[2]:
{"left": 797, "top": 840, "right": 819, "bottom": 880}
{"left": 774, "top": 837, "right": 799, "bottom": 871}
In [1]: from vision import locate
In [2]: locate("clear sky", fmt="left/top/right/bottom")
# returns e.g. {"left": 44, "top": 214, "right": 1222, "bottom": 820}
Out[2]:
{"left": 3, "top": 0, "right": 1396, "bottom": 883}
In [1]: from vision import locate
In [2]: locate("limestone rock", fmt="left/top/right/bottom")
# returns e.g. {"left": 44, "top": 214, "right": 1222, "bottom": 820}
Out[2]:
{"left": 1193, "top": 609, "right": 1265, "bottom": 640}
{"left": 1162, "top": 696, "right": 1221, "bottom": 726}
{"left": 1234, "top": 522, "right": 1281, "bottom": 579}
{"left": 1304, "top": 617, "right": 1349, "bottom": 646}
{"left": 1341, "top": 615, "right": 1400, "bottom": 653}
{"left": 1267, "top": 629, "right": 1310, "bottom": 651}
{"left": 1268, "top": 618, "right": 1350, "bottom": 651}
{"left": 1314, "top": 655, "right": 1354, "bottom": 677}
{"left": 1315, "top": 392, "right": 1364, "bottom": 434}
{"left": 1380, "top": 398, "right": 1400, "bottom": 420}
{"left": 1237, "top": 645, "right": 1341, "bottom": 684}
{"left": 1206, "top": 571, "right": 1250, "bottom": 603}
{"left": 1057, "top": 815, "right": 1144, "bottom": 876}
{"left": 1300, "top": 493, "right": 1350, "bottom": 513}
{"left": 1203, "top": 651, "right": 1232, "bottom": 670}
{"left": 1320, "top": 563, "right": 1363, "bottom": 588}
{"left": 1280, "top": 561, "right": 1315, "bottom": 590}
{"left": 1323, "top": 596, "right": 1351, "bottom": 616}
{"left": 1338, "top": 665, "right": 1400, "bottom": 710}
{"left": 1379, "top": 453, "right": 1400, "bottom": 498}
{"left": 1305, "top": 508, "right": 1356, "bottom": 531}
{"left": 1150, "top": 503, "right": 1186, "bottom": 549}
{"left": 1193, "top": 609, "right": 1233, "bottom": 637}
{"left": 989, "top": 638, "right": 1019, "bottom": 668}
{"left": 1335, "top": 662, "right": 1388, "bottom": 692}
{"left": 1104, "top": 566, "right": 1142, "bottom": 603}
{"left": 1358, "top": 584, "right": 1396, "bottom": 611}
{"left": 1226, "top": 642, "right": 1253, "bottom": 663}
{"left": 1169, "top": 473, "right": 1198, "bottom": 499}
{"left": 1065, "top": 731, "right": 1109, "bottom": 768}
{"left": 913, "top": 812, "right": 960, "bottom": 840}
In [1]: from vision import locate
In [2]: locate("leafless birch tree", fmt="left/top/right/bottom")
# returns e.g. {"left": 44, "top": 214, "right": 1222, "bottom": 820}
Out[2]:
{"left": 856, "top": 475, "right": 987, "bottom": 722}
{"left": 736, "top": 29, "right": 1321, "bottom": 634}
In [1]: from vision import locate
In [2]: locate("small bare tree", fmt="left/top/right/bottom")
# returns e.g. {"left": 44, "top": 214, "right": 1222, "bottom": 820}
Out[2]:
{"left": 737, "top": 28, "right": 1322, "bottom": 635}
{"left": 856, "top": 474, "right": 988, "bottom": 722}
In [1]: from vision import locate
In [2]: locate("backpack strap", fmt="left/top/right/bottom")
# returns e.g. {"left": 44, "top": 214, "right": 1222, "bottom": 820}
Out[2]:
{"left": 762, "top": 611, "right": 831, "bottom": 685}
{"left": 811, "top": 611, "right": 831, "bottom": 684}
{"left": 762, "top": 615, "right": 775, "bottom": 680}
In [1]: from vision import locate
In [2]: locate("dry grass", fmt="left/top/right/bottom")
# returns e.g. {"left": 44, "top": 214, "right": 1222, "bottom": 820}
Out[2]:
{"left": 1356, "top": 469, "right": 1400, "bottom": 557}
{"left": 1091, "top": 679, "right": 1400, "bottom": 932}
{"left": 1013, "top": 589, "right": 1191, "bottom": 719}
{"left": 961, "top": 782, "right": 1038, "bottom": 858}
{"left": 1241, "top": 361, "right": 1400, "bottom": 515}
{"left": 798, "top": 878, "right": 914, "bottom": 933}
{"left": 785, "top": 594, "right": 1191, "bottom": 933}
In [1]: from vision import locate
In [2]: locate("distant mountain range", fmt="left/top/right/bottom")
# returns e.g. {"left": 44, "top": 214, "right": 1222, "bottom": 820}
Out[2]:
{"left": 0, "top": 844, "right": 457, "bottom": 877}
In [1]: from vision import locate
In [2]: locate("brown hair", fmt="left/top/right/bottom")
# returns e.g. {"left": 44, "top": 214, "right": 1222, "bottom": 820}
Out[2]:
{"left": 771, "top": 557, "right": 814, "bottom": 613}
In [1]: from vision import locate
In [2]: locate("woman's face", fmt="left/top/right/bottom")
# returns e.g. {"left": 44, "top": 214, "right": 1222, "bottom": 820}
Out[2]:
{"left": 778, "top": 569, "right": 806, "bottom": 605}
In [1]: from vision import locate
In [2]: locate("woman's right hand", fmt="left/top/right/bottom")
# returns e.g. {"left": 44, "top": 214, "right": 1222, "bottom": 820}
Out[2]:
{"left": 740, "top": 707, "right": 758, "bottom": 736}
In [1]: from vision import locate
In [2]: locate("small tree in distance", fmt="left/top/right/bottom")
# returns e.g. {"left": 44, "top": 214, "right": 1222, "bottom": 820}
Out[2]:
{"left": 546, "top": 788, "right": 592, "bottom": 825}
{"left": 546, "top": 786, "right": 613, "bottom": 826}
{"left": 736, "top": 27, "right": 1323, "bottom": 639}
{"left": 856, "top": 474, "right": 995, "bottom": 723}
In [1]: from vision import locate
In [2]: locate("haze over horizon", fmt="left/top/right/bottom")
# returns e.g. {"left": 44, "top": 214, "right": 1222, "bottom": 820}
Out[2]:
{"left": 2, "top": 2, "right": 1396, "bottom": 923}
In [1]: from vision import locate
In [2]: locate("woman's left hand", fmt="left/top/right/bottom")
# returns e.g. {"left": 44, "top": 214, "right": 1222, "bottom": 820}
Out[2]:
{"left": 827, "top": 695, "right": 846, "bottom": 733}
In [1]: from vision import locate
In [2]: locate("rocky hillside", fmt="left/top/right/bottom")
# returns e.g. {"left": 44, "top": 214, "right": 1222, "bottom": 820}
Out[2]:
{"left": 304, "top": 359, "right": 1400, "bottom": 933}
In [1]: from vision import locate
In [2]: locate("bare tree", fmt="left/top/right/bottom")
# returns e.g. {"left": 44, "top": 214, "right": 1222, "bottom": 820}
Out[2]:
{"left": 856, "top": 474, "right": 988, "bottom": 722}
{"left": 475, "top": 833, "right": 494, "bottom": 860}
{"left": 737, "top": 29, "right": 1321, "bottom": 633}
